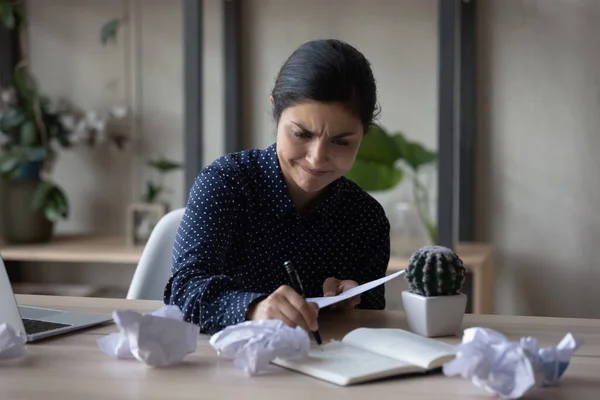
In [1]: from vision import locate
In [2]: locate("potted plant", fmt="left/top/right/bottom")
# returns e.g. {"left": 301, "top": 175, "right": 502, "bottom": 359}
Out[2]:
{"left": 0, "top": 1, "right": 128, "bottom": 243}
{"left": 141, "top": 157, "right": 183, "bottom": 206}
{"left": 401, "top": 245, "right": 467, "bottom": 337}
{"left": 345, "top": 124, "right": 437, "bottom": 243}
{"left": 126, "top": 157, "right": 182, "bottom": 246}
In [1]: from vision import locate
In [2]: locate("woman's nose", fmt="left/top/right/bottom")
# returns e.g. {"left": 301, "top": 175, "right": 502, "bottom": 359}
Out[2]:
{"left": 306, "top": 141, "right": 329, "bottom": 167}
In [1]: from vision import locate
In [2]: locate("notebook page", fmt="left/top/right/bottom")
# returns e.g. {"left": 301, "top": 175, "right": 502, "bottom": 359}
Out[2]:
{"left": 342, "top": 328, "right": 456, "bottom": 369}
{"left": 272, "top": 340, "right": 420, "bottom": 386}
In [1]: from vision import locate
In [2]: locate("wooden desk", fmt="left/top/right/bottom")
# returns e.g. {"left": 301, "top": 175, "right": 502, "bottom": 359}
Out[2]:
{"left": 1, "top": 295, "right": 598, "bottom": 399}
{"left": 389, "top": 242, "right": 495, "bottom": 315}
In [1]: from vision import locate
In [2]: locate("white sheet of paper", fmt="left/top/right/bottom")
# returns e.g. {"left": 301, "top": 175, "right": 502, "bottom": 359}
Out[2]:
{"left": 307, "top": 270, "right": 405, "bottom": 309}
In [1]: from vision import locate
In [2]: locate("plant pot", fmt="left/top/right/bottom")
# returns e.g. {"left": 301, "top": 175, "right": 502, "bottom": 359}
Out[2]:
{"left": 401, "top": 290, "right": 467, "bottom": 337}
{"left": 0, "top": 178, "right": 54, "bottom": 244}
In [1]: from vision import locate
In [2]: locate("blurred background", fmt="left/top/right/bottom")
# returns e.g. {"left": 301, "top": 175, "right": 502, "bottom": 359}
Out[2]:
{"left": 0, "top": 0, "right": 598, "bottom": 321}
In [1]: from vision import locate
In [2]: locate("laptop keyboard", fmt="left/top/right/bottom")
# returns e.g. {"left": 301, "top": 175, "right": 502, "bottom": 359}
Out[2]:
{"left": 22, "top": 318, "right": 72, "bottom": 335}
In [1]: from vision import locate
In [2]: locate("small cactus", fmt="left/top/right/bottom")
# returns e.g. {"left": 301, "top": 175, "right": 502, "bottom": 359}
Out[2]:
{"left": 405, "top": 245, "right": 466, "bottom": 297}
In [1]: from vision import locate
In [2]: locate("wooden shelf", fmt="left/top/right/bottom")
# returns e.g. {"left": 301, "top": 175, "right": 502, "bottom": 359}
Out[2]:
{"left": 388, "top": 242, "right": 493, "bottom": 273}
{"left": 11, "top": 282, "right": 100, "bottom": 297}
{"left": 0, "top": 235, "right": 143, "bottom": 264}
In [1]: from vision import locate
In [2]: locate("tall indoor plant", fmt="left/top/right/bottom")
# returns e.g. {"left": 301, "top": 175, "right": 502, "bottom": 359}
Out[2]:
{"left": 0, "top": 1, "right": 128, "bottom": 243}
{"left": 345, "top": 124, "right": 437, "bottom": 243}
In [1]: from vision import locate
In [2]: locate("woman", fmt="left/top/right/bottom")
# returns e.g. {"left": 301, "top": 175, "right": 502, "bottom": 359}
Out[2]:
{"left": 164, "top": 39, "right": 390, "bottom": 336}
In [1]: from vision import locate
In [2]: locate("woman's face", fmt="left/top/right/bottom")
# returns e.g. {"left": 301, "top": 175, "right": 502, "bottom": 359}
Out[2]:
{"left": 274, "top": 99, "right": 364, "bottom": 205}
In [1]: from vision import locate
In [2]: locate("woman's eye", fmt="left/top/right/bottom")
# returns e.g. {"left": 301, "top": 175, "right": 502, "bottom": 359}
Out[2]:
{"left": 332, "top": 138, "right": 349, "bottom": 146}
{"left": 293, "top": 131, "right": 311, "bottom": 139}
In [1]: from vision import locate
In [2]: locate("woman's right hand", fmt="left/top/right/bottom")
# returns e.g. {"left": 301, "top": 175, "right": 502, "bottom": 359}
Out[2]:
{"left": 247, "top": 285, "right": 319, "bottom": 332}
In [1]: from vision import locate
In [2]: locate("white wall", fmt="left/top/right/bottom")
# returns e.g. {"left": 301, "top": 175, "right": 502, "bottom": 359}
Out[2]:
{"left": 241, "top": 0, "right": 438, "bottom": 153}
{"left": 476, "top": 0, "right": 600, "bottom": 318}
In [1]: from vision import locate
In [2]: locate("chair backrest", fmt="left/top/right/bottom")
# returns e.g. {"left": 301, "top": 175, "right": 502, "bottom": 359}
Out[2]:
{"left": 126, "top": 207, "right": 185, "bottom": 300}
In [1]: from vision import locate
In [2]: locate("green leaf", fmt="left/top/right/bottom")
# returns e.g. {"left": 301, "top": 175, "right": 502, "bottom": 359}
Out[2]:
{"left": 143, "top": 181, "right": 162, "bottom": 203}
{"left": 147, "top": 158, "right": 182, "bottom": 173}
{"left": 47, "top": 185, "right": 69, "bottom": 220}
{"left": 0, "top": 2, "right": 16, "bottom": 29}
{"left": 31, "top": 180, "right": 69, "bottom": 222}
{"left": 0, "top": 153, "right": 20, "bottom": 176}
{"left": 100, "top": 18, "right": 120, "bottom": 46}
{"left": 0, "top": 107, "right": 25, "bottom": 131}
{"left": 20, "top": 121, "right": 37, "bottom": 146}
{"left": 355, "top": 125, "right": 401, "bottom": 166}
{"left": 44, "top": 207, "right": 61, "bottom": 222}
{"left": 12, "top": 6, "right": 25, "bottom": 27}
{"left": 345, "top": 158, "right": 403, "bottom": 192}
{"left": 12, "top": 66, "right": 33, "bottom": 102}
{"left": 31, "top": 180, "right": 55, "bottom": 210}
{"left": 392, "top": 133, "right": 436, "bottom": 171}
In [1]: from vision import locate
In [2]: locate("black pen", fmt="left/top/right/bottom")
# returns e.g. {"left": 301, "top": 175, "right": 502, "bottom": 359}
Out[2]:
{"left": 283, "top": 260, "right": 323, "bottom": 348}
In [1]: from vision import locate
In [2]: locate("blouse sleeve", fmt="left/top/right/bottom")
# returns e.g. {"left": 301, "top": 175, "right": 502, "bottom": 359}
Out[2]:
{"left": 163, "top": 169, "right": 267, "bottom": 334}
{"left": 355, "top": 213, "right": 391, "bottom": 310}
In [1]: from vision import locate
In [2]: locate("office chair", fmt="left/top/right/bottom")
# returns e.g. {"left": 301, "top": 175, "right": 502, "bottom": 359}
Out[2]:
{"left": 126, "top": 207, "right": 185, "bottom": 300}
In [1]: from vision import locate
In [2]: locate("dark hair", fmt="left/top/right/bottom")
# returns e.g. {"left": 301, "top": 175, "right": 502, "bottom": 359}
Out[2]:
{"left": 270, "top": 39, "right": 379, "bottom": 133}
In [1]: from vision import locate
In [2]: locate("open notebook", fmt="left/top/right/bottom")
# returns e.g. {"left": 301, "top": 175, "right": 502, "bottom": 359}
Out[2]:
{"left": 272, "top": 328, "right": 456, "bottom": 386}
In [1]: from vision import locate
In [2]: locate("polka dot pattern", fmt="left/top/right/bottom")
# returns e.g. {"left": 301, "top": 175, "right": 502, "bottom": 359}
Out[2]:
{"left": 163, "top": 143, "right": 390, "bottom": 334}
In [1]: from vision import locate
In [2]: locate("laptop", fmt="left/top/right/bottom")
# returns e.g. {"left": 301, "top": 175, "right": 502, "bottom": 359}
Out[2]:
{"left": 0, "top": 256, "right": 113, "bottom": 342}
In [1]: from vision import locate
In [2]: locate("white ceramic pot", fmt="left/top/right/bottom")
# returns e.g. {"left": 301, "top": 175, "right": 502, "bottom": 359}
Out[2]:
{"left": 401, "top": 290, "right": 467, "bottom": 337}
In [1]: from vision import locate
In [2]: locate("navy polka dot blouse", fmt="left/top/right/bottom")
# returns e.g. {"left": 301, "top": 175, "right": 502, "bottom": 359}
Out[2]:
{"left": 163, "top": 143, "right": 391, "bottom": 335}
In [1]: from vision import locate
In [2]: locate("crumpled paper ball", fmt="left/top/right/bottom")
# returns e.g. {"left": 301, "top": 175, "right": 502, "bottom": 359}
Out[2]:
{"left": 443, "top": 327, "right": 583, "bottom": 399}
{"left": 0, "top": 322, "right": 27, "bottom": 361}
{"left": 209, "top": 319, "right": 310, "bottom": 375}
{"left": 97, "top": 305, "right": 199, "bottom": 367}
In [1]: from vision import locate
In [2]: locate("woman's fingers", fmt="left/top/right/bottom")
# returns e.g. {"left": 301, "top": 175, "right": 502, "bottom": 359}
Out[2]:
{"left": 286, "top": 290, "right": 319, "bottom": 331}
{"left": 274, "top": 308, "right": 297, "bottom": 328}
{"left": 322, "top": 277, "right": 341, "bottom": 297}
{"left": 348, "top": 294, "right": 361, "bottom": 308}
{"left": 321, "top": 278, "right": 361, "bottom": 310}
{"left": 338, "top": 280, "right": 359, "bottom": 291}
{"left": 278, "top": 297, "right": 307, "bottom": 330}
{"left": 275, "top": 285, "right": 319, "bottom": 331}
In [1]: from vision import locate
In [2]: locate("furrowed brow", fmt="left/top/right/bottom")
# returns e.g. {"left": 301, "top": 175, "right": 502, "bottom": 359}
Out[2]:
{"left": 290, "top": 122, "right": 356, "bottom": 138}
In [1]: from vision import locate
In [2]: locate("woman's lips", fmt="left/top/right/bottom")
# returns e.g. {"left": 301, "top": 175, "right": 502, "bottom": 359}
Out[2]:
{"left": 300, "top": 164, "right": 331, "bottom": 176}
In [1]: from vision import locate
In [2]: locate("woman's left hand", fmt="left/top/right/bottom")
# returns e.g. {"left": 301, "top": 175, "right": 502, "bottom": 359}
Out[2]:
{"left": 322, "top": 277, "right": 360, "bottom": 310}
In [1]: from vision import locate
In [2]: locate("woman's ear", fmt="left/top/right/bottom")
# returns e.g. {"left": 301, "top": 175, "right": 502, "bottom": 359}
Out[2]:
{"left": 269, "top": 95, "right": 275, "bottom": 110}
